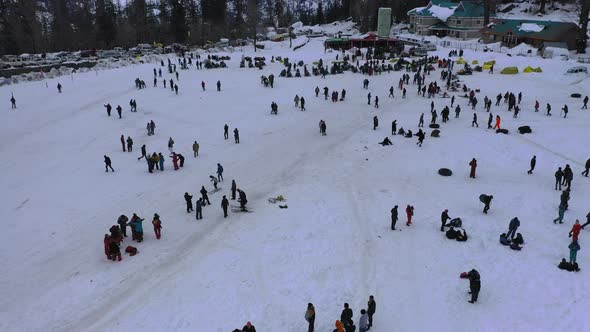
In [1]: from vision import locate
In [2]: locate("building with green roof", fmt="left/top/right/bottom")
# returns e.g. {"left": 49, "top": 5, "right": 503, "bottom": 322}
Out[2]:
{"left": 480, "top": 18, "right": 580, "bottom": 50}
{"left": 408, "top": 0, "right": 493, "bottom": 39}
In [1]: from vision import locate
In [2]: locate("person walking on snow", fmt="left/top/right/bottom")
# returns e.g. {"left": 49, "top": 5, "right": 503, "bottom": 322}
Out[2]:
{"left": 373, "top": 116, "right": 378, "bottom": 130}
{"left": 583, "top": 158, "right": 590, "bottom": 177}
{"left": 305, "top": 303, "right": 315, "bottom": 332}
{"left": 116, "top": 105, "right": 122, "bottom": 119}
{"left": 554, "top": 203, "right": 566, "bottom": 224}
{"left": 528, "top": 156, "right": 536, "bottom": 174}
{"left": 217, "top": 80, "right": 221, "bottom": 91}
{"left": 418, "top": 113, "right": 424, "bottom": 127}
{"left": 10, "top": 94, "right": 16, "bottom": 109}
{"left": 104, "top": 103, "right": 112, "bottom": 116}
{"left": 238, "top": 189, "right": 248, "bottom": 211}
{"left": 104, "top": 155, "right": 114, "bottom": 172}
{"left": 201, "top": 81, "right": 205, "bottom": 91}
{"left": 569, "top": 240, "right": 580, "bottom": 264}
{"left": 221, "top": 195, "right": 229, "bottom": 218}
{"left": 406, "top": 205, "right": 414, "bottom": 226}
{"left": 507, "top": 217, "right": 520, "bottom": 239}
{"left": 391, "top": 120, "right": 397, "bottom": 135}
{"left": 569, "top": 220, "right": 582, "bottom": 242}
{"left": 224, "top": 124, "right": 229, "bottom": 139}
{"left": 391, "top": 205, "right": 398, "bottom": 230}
{"left": 300, "top": 97, "right": 306, "bottom": 111}
{"left": 555, "top": 167, "right": 564, "bottom": 190}
{"left": 152, "top": 214, "right": 162, "bottom": 239}
{"left": 231, "top": 180, "right": 237, "bottom": 200}
{"left": 469, "top": 158, "right": 477, "bottom": 178}
{"left": 138, "top": 144, "right": 147, "bottom": 161}
{"left": 472, "top": 113, "right": 478, "bottom": 127}
{"left": 158, "top": 153, "right": 164, "bottom": 171}
{"left": 217, "top": 163, "right": 224, "bottom": 181}
{"left": 487, "top": 113, "right": 493, "bottom": 129}
{"left": 195, "top": 198, "right": 203, "bottom": 220}
{"left": 582, "top": 96, "right": 588, "bottom": 109}
{"left": 168, "top": 137, "right": 174, "bottom": 152}
{"left": 184, "top": 192, "right": 194, "bottom": 213}
{"left": 562, "top": 105, "right": 568, "bottom": 118}
{"left": 126, "top": 136, "right": 133, "bottom": 152}
{"left": 120, "top": 135, "right": 126, "bottom": 152}
{"left": 493, "top": 115, "right": 501, "bottom": 129}
{"left": 170, "top": 152, "right": 179, "bottom": 170}
{"left": 359, "top": 310, "right": 369, "bottom": 332}
{"left": 234, "top": 128, "right": 240, "bottom": 144}
{"left": 367, "top": 295, "right": 376, "bottom": 329}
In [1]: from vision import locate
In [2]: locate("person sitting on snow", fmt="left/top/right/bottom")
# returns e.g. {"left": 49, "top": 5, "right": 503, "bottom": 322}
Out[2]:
{"left": 499, "top": 233, "right": 510, "bottom": 246}
{"left": 456, "top": 229, "right": 468, "bottom": 242}
{"left": 446, "top": 227, "right": 458, "bottom": 240}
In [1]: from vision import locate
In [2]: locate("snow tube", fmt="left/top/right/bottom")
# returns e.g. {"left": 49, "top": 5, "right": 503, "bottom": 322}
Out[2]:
{"left": 484, "top": 60, "right": 496, "bottom": 66}
{"left": 533, "top": 67, "right": 543, "bottom": 73}
{"left": 438, "top": 168, "right": 453, "bottom": 176}
{"left": 472, "top": 60, "right": 479, "bottom": 65}
{"left": 518, "top": 126, "right": 532, "bottom": 134}
{"left": 523, "top": 66, "right": 534, "bottom": 73}
{"left": 496, "top": 129, "right": 509, "bottom": 134}
{"left": 431, "top": 129, "right": 440, "bottom": 137}
{"left": 501, "top": 67, "right": 519, "bottom": 74}
{"left": 429, "top": 123, "right": 440, "bottom": 129}
{"left": 456, "top": 57, "right": 466, "bottom": 64}
{"left": 571, "top": 93, "right": 582, "bottom": 98}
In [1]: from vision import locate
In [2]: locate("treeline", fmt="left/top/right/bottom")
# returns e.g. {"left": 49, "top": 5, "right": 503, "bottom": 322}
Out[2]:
{"left": 0, "top": 0, "right": 434, "bottom": 55}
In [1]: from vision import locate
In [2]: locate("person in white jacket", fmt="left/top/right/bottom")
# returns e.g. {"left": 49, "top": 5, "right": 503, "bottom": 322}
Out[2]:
{"left": 359, "top": 309, "right": 369, "bottom": 332}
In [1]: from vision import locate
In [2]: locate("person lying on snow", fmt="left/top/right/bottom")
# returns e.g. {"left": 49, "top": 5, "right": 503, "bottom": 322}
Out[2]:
{"left": 379, "top": 137, "right": 392, "bottom": 146}
{"left": 558, "top": 258, "right": 580, "bottom": 272}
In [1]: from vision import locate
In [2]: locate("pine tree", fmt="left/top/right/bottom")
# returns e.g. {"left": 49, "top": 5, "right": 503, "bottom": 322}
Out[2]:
{"left": 169, "top": 0, "right": 187, "bottom": 42}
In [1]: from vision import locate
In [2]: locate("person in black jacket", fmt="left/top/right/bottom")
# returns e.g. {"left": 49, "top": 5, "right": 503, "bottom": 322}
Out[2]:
{"left": 555, "top": 167, "right": 563, "bottom": 190}
{"left": 221, "top": 195, "right": 229, "bottom": 217}
{"left": 479, "top": 194, "right": 493, "bottom": 214}
{"left": 460, "top": 269, "right": 481, "bottom": 303}
{"left": 117, "top": 215, "right": 128, "bottom": 237}
{"left": 367, "top": 295, "right": 376, "bottom": 328}
{"left": 104, "top": 155, "right": 114, "bottom": 172}
{"left": 242, "top": 321, "right": 256, "bottom": 332}
{"left": 440, "top": 209, "right": 451, "bottom": 231}
{"left": 231, "top": 180, "right": 237, "bottom": 200}
{"left": 184, "top": 192, "right": 193, "bottom": 213}
{"left": 582, "top": 158, "right": 590, "bottom": 177}
{"left": 341, "top": 303, "right": 353, "bottom": 327}
{"left": 391, "top": 205, "right": 398, "bottom": 230}
{"left": 528, "top": 156, "right": 536, "bottom": 174}
{"left": 238, "top": 189, "right": 248, "bottom": 210}
{"left": 224, "top": 124, "right": 229, "bottom": 139}
{"left": 195, "top": 198, "right": 203, "bottom": 220}
{"left": 373, "top": 116, "right": 378, "bottom": 130}
{"left": 200, "top": 186, "right": 211, "bottom": 205}
{"left": 563, "top": 164, "right": 573, "bottom": 189}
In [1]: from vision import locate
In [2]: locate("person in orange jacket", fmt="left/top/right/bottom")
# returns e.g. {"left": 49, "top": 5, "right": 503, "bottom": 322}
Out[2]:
{"left": 334, "top": 320, "right": 345, "bottom": 332}
{"left": 569, "top": 219, "right": 582, "bottom": 242}
{"left": 406, "top": 205, "right": 414, "bottom": 226}
{"left": 493, "top": 115, "right": 501, "bottom": 129}
{"left": 469, "top": 158, "right": 477, "bottom": 178}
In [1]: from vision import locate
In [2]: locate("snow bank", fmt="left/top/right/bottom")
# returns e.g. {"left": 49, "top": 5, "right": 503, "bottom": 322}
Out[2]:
{"left": 518, "top": 23, "right": 545, "bottom": 32}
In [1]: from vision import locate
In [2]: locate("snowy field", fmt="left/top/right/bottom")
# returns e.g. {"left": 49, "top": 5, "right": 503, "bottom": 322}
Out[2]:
{"left": 1, "top": 38, "right": 590, "bottom": 332}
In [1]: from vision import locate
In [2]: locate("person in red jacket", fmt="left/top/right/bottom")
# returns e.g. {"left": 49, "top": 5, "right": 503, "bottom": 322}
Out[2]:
{"left": 170, "top": 152, "right": 179, "bottom": 170}
{"left": 534, "top": 100, "right": 539, "bottom": 112}
{"left": 493, "top": 115, "right": 501, "bottom": 129}
{"left": 469, "top": 158, "right": 477, "bottom": 178}
{"left": 120, "top": 135, "right": 126, "bottom": 152}
{"left": 406, "top": 205, "right": 414, "bottom": 226}
{"left": 569, "top": 219, "right": 582, "bottom": 242}
{"left": 152, "top": 213, "right": 162, "bottom": 239}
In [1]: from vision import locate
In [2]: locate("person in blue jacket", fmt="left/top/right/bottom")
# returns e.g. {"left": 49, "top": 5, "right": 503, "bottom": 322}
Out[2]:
{"left": 217, "top": 163, "right": 224, "bottom": 181}
{"left": 507, "top": 217, "right": 520, "bottom": 240}
{"left": 129, "top": 214, "right": 144, "bottom": 242}
{"left": 158, "top": 153, "right": 165, "bottom": 171}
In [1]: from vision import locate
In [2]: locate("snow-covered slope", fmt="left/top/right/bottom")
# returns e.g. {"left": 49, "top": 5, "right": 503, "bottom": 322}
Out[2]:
{"left": 1, "top": 38, "right": 590, "bottom": 332}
